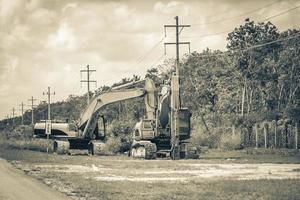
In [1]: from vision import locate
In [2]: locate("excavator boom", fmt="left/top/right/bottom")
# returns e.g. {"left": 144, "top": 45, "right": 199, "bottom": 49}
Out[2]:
{"left": 54, "top": 81, "right": 153, "bottom": 154}
{"left": 77, "top": 89, "right": 145, "bottom": 136}
{"left": 77, "top": 78, "right": 157, "bottom": 140}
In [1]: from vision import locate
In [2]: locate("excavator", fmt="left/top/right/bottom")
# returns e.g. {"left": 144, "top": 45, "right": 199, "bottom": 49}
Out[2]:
{"left": 52, "top": 71, "right": 197, "bottom": 159}
{"left": 130, "top": 76, "right": 197, "bottom": 159}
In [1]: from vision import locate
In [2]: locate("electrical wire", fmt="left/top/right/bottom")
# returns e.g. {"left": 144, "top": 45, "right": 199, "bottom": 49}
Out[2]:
{"left": 193, "top": 0, "right": 281, "bottom": 26}
{"left": 136, "top": 34, "right": 166, "bottom": 64}
{"left": 150, "top": 54, "right": 166, "bottom": 69}
{"left": 183, "top": 4, "right": 300, "bottom": 39}
{"left": 193, "top": 32, "right": 300, "bottom": 58}
{"left": 259, "top": 4, "right": 300, "bottom": 21}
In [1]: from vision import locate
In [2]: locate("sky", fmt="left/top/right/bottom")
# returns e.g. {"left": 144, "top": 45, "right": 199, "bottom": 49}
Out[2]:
{"left": 0, "top": 0, "right": 299, "bottom": 120}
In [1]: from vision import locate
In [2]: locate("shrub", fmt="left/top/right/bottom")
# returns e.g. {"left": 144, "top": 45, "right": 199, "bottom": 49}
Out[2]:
{"left": 0, "top": 138, "right": 53, "bottom": 152}
{"left": 102, "top": 137, "right": 122, "bottom": 154}
{"left": 219, "top": 133, "right": 242, "bottom": 150}
{"left": 7, "top": 125, "right": 33, "bottom": 140}
{"left": 191, "top": 127, "right": 221, "bottom": 149}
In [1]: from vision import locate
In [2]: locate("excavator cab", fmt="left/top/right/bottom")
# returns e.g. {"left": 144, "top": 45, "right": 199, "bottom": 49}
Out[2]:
{"left": 132, "top": 119, "right": 156, "bottom": 141}
{"left": 95, "top": 115, "right": 106, "bottom": 140}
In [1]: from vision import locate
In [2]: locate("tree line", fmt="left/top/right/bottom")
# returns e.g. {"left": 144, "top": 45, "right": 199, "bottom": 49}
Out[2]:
{"left": 1, "top": 19, "right": 299, "bottom": 149}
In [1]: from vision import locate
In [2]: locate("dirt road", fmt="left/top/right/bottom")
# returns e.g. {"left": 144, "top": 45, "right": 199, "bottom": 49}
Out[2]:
{"left": 0, "top": 158, "right": 71, "bottom": 200}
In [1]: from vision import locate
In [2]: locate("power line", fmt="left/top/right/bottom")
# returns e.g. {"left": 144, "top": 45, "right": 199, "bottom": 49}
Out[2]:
{"left": 126, "top": 34, "right": 171, "bottom": 79}
{"left": 239, "top": 32, "right": 300, "bottom": 51}
{"left": 184, "top": 4, "right": 300, "bottom": 39}
{"left": 193, "top": 0, "right": 280, "bottom": 26}
{"left": 259, "top": 4, "right": 300, "bottom": 21}
{"left": 194, "top": 32, "right": 300, "bottom": 58}
{"left": 149, "top": 54, "right": 166, "bottom": 69}
{"left": 135, "top": 30, "right": 176, "bottom": 67}
{"left": 136, "top": 35, "right": 165, "bottom": 64}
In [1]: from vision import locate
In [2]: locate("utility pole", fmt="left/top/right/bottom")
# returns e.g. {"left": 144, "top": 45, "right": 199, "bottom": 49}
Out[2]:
{"left": 80, "top": 65, "right": 97, "bottom": 105}
{"left": 19, "top": 102, "right": 24, "bottom": 125}
{"left": 43, "top": 88, "right": 55, "bottom": 155}
{"left": 28, "top": 96, "right": 37, "bottom": 125}
{"left": 11, "top": 107, "right": 15, "bottom": 126}
{"left": 164, "top": 16, "right": 191, "bottom": 75}
{"left": 43, "top": 87, "right": 55, "bottom": 120}
{"left": 6, "top": 114, "right": 9, "bottom": 125}
{"left": 164, "top": 16, "right": 190, "bottom": 159}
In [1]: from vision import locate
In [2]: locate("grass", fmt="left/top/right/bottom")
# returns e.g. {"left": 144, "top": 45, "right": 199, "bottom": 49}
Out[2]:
{"left": 24, "top": 167, "right": 300, "bottom": 200}
{"left": 1, "top": 141, "right": 300, "bottom": 200}
{"left": 0, "top": 138, "right": 54, "bottom": 153}
{"left": 62, "top": 178, "right": 300, "bottom": 200}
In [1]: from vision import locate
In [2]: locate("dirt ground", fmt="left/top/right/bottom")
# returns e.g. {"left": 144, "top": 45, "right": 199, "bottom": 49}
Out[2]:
{"left": 0, "top": 158, "right": 71, "bottom": 200}
{"left": 1, "top": 148, "right": 300, "bottom": 200}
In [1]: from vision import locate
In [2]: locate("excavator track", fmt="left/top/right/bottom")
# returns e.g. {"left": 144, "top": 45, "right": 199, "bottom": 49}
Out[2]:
{"left": 131, "top": 141, "right": 157, "bottom": 159}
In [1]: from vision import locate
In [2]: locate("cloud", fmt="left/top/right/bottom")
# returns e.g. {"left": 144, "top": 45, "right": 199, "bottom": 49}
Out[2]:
{"left": 46, "top": 22, "right": 78, "bottom": 51}
{"left": 0, "top": 0, "right": 298, "bottom": 119}
{"left": 0, "top": 0, "right": 22, "bottom": 18}
{"left": 28, "top": 8, "right": 57, "bottom": 26}
{"left": 154, "top": 1, "right": 183, "bottom": 14}
{"left": 62, "top": 3, "right": 77, "bottom": 12}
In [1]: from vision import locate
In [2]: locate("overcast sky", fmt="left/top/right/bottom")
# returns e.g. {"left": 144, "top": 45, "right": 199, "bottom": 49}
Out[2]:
{"left": 0, "top": 0, "right": 299, "bottom": 120}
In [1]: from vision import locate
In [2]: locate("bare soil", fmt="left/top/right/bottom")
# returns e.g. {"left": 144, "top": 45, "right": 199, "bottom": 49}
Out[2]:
{"left": 1, "top": 148, "right": 300, "bottom": 200}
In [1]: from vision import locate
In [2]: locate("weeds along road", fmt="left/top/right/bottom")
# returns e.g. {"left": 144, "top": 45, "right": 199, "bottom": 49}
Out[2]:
{"left": 0, "top": 158, "right": 71, "bottom": 200}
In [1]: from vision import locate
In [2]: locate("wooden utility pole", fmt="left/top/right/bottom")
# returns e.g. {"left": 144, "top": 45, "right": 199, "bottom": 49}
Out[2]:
{"left": 19, "top": 102, "right": 24, "bottom": 125}
{"left": 28, "top": 96, "right": 37, "bottom": 125}
{"left": 6, "top": 114, "right": 9, "bottom": 125}
{"left": 43, "top": 87, "right": 54, "bottom": 155}
{"left": 296, "top": 123, "right": 298, "bottom": 149}
{"left": 274, "top": 120, "right": 277, "bottom": 148}
{"left": 11, "top": 107, "right": 15, "bottom": 126}
{"left": 264, "top": 122, "right": 267, "bottom": 149}
{"left": 241, "top": 84, "right": 245, "bottom": 116}
{"left": 43, "top": 87, "right": 55, "bottom": 120}
{"left": 80, "top": 65, "right": 97, "bottom": 105}
{"left": 255, "top": 123, "right": 258, "bottom": 148}
{"left": 164, "top": 16, "right": 190, "bottom": 159}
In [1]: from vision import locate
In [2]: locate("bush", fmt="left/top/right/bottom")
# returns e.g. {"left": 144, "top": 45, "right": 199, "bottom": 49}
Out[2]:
{"left": 0, "top": 138, "right": 53, "bottom": 152}
{"left": 219, "top": 133, "right": 242, "bottom": 150}
{"left": 102, "top": 137, "right": 122, "bottom": 154}
{"left": 191, "top": 128, "right": 221, "bottom": 149}
{"left": 7, "top": 125, "right": 33, "bottom": 140}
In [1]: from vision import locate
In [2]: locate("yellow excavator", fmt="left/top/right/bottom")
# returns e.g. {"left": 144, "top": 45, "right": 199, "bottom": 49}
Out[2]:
{"left": 33, "top": 62, "right": 197, "bottom": 159}
{"left": 50, "top": 69, "right": 197, "bottom": 159}
{"left": 130, "top": 76, "right": 197, "bottom": 159}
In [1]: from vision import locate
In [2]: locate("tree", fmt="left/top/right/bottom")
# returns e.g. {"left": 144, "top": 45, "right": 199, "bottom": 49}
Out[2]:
{"left": 227, "top": 18, "right": 281, "bottom": 114}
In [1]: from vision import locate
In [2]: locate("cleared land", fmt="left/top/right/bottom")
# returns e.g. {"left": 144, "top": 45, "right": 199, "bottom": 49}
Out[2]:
{"left": 0, "top": 148, "right": 300, "bottom": 200}
{"left": 0, "top": 158, "right": 71, "bottom": 200}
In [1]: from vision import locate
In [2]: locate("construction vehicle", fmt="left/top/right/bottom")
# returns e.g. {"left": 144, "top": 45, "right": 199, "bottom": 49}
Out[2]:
{"left": 130, "top": 72, "right": 197, "bottom": 159}
{"left": 33, "top": 120, "right": 77, "bottom": 139}
{"left": 52, "top": 79, "right": 147, "bottom": 154}
{"left": 49, "top": 75, "right": 196, "bottom": 159}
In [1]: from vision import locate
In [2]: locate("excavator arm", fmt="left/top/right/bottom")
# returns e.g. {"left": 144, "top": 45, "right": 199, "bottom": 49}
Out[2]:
{"left": 76, "top": 78, "right": 157, "bottom": 140}
{"left": 77, "top": 88, "right": 145, "bottom": 139}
